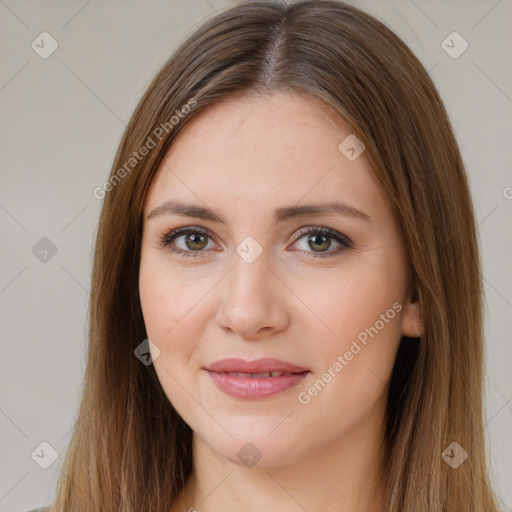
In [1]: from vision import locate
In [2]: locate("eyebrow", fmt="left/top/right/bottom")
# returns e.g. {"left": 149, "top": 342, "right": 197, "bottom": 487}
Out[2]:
{"left": 146, "top": 200, "right": 371, "bottom": 224}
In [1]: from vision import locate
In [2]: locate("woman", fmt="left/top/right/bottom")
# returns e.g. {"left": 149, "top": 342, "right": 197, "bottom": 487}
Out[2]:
{"left": 42, "top": 0, "right": 499, "bottom": 510}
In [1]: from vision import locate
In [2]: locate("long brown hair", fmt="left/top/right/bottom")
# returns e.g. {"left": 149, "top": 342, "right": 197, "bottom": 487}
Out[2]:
{"left": 50, "top": 1, "right": 498, "bottom": 510}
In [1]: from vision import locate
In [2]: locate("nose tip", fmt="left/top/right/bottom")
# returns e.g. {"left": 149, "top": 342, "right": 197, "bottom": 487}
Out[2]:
{"left": 223, "top": 322, "right": 274, "bottom": 341}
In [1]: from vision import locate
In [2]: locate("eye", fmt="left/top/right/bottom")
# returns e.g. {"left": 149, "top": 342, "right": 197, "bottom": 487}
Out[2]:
{"left": 158, "top": 225, "right": 352, "bottom": 259}
{"left": 290, "top": 226, "right": 352, "bottom": 258}
{"left": 158, "top": 227, "right": 218, "bottom": 258}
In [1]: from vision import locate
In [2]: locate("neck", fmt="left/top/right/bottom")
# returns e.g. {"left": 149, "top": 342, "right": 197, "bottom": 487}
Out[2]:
{"left": 175, "top": 402, "right": 387, "bottom": 512}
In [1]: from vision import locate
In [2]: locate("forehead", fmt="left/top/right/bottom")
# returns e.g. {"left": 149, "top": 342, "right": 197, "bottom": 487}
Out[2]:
{"left": 144, "top": 92, "right": 386, "bottom": 218}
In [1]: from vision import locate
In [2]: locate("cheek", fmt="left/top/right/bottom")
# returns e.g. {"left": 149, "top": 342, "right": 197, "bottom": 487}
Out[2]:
{"left": 139, "top": 256, "right": 208, "bottom": 340}
{"left": 139, "top": 256, "right": 220, "bottom": 378}
{"left": 294, "top": 258, "right": 405, "bottom": 402}
{"left": 138, "top": 263, "right": 201, "bottom": 407}
{"left": 297, "top": 264, "right": 402, "bottom": 343}
{"left": 139, "top": 270, "right": 175, "bottom": 340}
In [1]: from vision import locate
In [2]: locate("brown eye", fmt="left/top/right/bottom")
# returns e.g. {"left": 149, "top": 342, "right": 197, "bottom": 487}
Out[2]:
{"left": 183, "top": 232, "right": 208, "bottom": 251}
{"left": 160, "top": 227, "right": 217, "bottom": 258}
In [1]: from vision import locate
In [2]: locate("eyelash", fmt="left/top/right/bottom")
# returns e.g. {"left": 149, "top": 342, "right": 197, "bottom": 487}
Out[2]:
{"left": 157, "top": 225, "right": 353, "bottom": 259}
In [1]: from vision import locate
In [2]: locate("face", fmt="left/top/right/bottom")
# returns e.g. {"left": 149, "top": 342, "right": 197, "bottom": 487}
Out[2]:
{"left": 139, "top": 92, "right": 421, "bottom": 468}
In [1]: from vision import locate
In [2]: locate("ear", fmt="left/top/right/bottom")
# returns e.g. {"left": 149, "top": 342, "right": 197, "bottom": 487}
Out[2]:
{"left": 400, "top": 281, "right": 424, "bottom": 338}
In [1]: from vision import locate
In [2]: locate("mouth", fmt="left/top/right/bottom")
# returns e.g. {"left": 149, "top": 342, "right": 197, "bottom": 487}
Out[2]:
{"left": 204, "top": 358, "right": 311, "bottom": 399}
{"left": 215, "top": 371, "right": 300, "bottom": 378}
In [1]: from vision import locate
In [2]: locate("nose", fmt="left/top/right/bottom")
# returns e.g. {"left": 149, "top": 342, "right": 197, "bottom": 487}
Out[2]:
{"left": 215, "top": 250, "right": 290, "bottom": 341}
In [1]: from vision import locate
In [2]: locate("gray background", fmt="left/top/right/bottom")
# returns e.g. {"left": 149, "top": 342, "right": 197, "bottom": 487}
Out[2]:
{"left": 0, "top": 1, "right": 511, "bottom": 511}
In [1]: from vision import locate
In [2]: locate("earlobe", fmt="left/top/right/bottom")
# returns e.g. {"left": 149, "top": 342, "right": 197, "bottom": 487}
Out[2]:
{"left": 400, "top": 287, "right": 424, "bottom": 338}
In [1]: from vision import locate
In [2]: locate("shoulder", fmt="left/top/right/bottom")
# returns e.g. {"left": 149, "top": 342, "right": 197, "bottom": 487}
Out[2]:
{"left": 26, "top": 507, "right": 51, "bottom": 512}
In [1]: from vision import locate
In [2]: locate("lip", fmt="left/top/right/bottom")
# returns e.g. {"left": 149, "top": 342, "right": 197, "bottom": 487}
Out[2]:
{"left": 206, "top": 357, "right": 309, "bottom": 374}
{"left": 204, "top": 358, "right": 310, "bottom": 399}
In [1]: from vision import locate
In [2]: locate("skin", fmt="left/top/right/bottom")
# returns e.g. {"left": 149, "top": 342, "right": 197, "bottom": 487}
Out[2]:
{"left": 138, "top": 91, "right": 423, "bottom": 512}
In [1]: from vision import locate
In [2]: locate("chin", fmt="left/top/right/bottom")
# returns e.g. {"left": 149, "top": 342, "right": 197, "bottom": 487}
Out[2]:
{"left": 194, "top": 420, "right": 305, "bottom": 469}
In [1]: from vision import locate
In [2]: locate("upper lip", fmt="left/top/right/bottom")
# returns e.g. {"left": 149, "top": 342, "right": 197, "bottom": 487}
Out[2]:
{"left": 205, "top": 358, "right": 309, "bottom": 374}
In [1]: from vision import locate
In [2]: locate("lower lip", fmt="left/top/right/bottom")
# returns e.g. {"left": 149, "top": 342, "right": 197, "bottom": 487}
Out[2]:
{"left": 206, "top": 371, "right": 309, "bottom": 399}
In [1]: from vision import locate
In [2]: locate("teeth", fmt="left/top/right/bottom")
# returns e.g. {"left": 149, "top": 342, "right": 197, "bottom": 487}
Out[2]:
{"left": 224, "top": 371, "right": 293, "bottom": 378}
